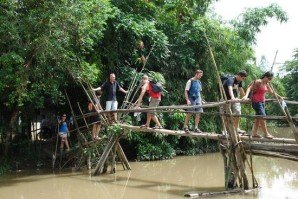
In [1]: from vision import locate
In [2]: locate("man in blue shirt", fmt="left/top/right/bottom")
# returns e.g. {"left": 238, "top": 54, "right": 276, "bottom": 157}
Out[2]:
{"left": 183, "top": 70, "right": 204, "bottom": 133}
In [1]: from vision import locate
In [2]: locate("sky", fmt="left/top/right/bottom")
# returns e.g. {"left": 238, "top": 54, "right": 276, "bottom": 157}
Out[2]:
{"left": 212, "top": 0, "right": 298, "bottom": 72}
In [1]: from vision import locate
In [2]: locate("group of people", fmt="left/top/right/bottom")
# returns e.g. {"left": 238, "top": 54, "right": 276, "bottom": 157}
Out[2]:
{"left": 58, "top": 70, "right": 282, "bottom": 151}
{"left": 131, "top": 69, "right": 281, "bottom": 139}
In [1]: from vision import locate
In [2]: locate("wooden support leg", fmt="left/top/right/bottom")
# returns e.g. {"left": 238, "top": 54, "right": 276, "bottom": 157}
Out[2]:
{"left": 93, "top": 134, "right": 119, "bottom": 176}
{"left": 110, "top": 145, "right": 117, "bottom": 174}
{"left": 116, "top": 142, "right": 131, "bottom": 170}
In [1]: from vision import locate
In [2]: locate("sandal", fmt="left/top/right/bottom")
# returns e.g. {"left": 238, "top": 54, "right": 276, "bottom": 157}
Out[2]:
{"left": 252, "top": 134, "right": 262, "bottom": 138}
{"left": 152, "top": 126, "right": 163, "bottom": 129}
{"left": 237, "top": 128, "right": 246, "bottom": 134}
{"left": 140, "top": 124, "right": 149, "bottom": 128}
{"left": 264, "top": 134, "right": 274, "bottom": 139}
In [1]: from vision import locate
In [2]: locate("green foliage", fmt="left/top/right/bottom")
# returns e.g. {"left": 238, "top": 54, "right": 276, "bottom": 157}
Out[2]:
{"left": 0, "top": 0, "right": 113, "bottom": 109}
{"left": 137, "top": 140, "right": 175, "bottom": 161}
{"left": 0, "top": 0, "right": 291, "bottom": 162}
{"left": 107, "top": 124, "right": 123, "bottom": 136}
{"left": 0, "top": 158, "right": 11, "bottom": 175}
{"left": 232, "top": 3, "right": 288, "bottom": 44}
{"left": 282, "top": 49, "right": 298, "bottom": 115}
{"left": 164, "top": 112, "right": 185, "bottom": 130}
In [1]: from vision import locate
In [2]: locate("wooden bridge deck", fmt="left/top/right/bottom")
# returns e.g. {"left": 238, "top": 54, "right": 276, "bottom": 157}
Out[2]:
{"left": 118, "top": 124, "right": 297, "bottom": 144}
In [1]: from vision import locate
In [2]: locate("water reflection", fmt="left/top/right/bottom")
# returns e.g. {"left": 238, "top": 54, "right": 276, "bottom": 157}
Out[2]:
{"left": 0, "top": 154, "right": 297, "bottom": 199}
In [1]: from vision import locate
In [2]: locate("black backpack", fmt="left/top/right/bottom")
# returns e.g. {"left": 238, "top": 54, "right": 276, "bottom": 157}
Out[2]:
{"left": 149, "top": 81, "right": 163, "bottom": 93}
{"left": 220, "top": 74, "right": 234, "bottom": 86}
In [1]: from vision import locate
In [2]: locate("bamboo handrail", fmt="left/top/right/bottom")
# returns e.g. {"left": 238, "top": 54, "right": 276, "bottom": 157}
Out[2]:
{"left": 268, "top": 83, "right": 298, "bottom": 142}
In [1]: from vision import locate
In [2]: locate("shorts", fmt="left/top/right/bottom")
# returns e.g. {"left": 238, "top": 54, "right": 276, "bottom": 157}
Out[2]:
{"left": 89, "top": 112, "right": 101, "bottom": 124}
{"left": 59, "top": 132, "right": 67, "bottom": 138}
{"left": 189, "top": 98, "right": 203, "bottom": 113}
{"left": 252, "top": 102, "right": 266, "bottom": 116}
{"left": 220, "top": 102, "right": 241, "bottom": 115}
{"left": 148, "top": 98, "right": 160, "bottom": 116}
{"left": 231, "top": 102, "right": 241, "bottom": 115}
{"left": 106, "top": 101, "right": 118, "bottom": 111}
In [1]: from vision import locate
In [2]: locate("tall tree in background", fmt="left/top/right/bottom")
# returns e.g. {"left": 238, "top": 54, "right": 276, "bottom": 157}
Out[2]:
{"left": 282, "top": 49, "right": 298, "bottom": 115}
{"left": 0, "top": 0, "right": 113, "bottom": 154}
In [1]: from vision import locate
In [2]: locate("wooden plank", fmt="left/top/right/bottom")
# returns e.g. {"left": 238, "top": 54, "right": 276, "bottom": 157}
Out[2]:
{"left": 249, "top": 150, "right": 298, "bottom": 161}
{"left": 118, "top": 124, "right": 297, "bottom": 144}
{"left": 243, "top": 142, "right": 298, "bottom": 154}
{"left": 185, "top": 188, "right": 244, "bottom": 197}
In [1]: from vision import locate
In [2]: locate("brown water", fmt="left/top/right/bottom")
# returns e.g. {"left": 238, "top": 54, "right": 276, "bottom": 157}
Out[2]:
{"left": 0, "top": 153, "right": 297, "bottom": 199}
{"left": 0, "top": 127, "right": 297, "bottom": 199}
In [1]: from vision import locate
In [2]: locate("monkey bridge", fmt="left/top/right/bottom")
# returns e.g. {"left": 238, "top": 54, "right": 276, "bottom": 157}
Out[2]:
{"left": 58, "top": 34, "right": 298, "bottom": 197}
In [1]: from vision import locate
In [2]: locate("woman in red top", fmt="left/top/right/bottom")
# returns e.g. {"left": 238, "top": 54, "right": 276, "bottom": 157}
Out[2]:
{"left": 243, "top": 72, "right": 282, "bottom": 139}
{"left": 135, "top": 75, "right": 162, "bottom": 129}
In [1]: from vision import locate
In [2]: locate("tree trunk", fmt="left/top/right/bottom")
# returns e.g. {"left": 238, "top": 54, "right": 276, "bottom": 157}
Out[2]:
{"left": 4, "top": 108, "right": 19, "bottom": 155}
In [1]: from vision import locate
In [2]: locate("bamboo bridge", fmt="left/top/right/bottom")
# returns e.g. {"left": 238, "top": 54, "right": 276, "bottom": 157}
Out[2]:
{"left": 62, "top": 94, "right": 298, "bottom": 194}
{"left": 58, "top": 34, "right": 298, "bottom": 196}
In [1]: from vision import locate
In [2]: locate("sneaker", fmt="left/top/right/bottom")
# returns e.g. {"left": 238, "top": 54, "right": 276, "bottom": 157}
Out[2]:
{"left": 93, "top": 136, "right": 101, "bottom": 140}
{"left": 194, "top": 128, "right": 202, "bottom": 133}
{"left": 183, "top": 127, "right": 189, "bottom": 133}
{"left": 237, "top": 128, "right": 246, "bottom": 134}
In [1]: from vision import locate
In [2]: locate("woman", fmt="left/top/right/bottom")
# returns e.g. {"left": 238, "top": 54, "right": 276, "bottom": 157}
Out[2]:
{"left": 59, "top": 114, "right": 70, "bottom": 151}
{"left": 243, "top": 71, "right": 282, "bottom": 139}
{"left": 135, "top": 75, "right": 163, "bottom": 129}
{"left": 88, "top": 91, "right": 102, "bottom": 140}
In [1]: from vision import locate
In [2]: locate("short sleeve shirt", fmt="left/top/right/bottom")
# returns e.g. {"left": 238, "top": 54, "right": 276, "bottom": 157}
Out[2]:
{"left": 101, "top": 81, "right": 121, "bottom": 101}
{"left": 185, "top": 78, "right": 202, "bottom": 100}
{"left": 224, "top": 77, "right": 242, "bottom": 99}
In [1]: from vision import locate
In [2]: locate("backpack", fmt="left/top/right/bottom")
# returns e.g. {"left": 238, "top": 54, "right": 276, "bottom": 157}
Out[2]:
{"left": 220, "top": 74, "right": 234, "bottom": 86}
{"left": 149, "top": 81, "right": 163, "bottom": 93}
{"left": 188, "top": 79, "right": 202, "bottom": 100}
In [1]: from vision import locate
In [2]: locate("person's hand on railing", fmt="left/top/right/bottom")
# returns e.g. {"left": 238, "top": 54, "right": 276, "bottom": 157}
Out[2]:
{"left": 242, "top": 96, "right": 249, "bottom": 100}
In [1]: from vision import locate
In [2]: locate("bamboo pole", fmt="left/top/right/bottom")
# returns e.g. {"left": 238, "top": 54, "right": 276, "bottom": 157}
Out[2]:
{"left": 243, "top": 142, "right": 298, "bottom": 154}
{"left": 249, "top": 150, "right": 298, "bottom": 161}
{"left": 121, "top": 44, "right": 155, "bottom": 110}
{"left": 204, "top": 31, "right": 249, "bottom": 189}
{"left": 93, "top": 134, "right": 119, "bottom": 175}
{"left": 118, "top": 124, "right": 297, "bottom": 144}
{"left": 64, "top": 90, "right": 87, "bottom": 144}
{"left": 269, "top": 83, "right": 298, "bottom": 142}
{"left": 77, "top": 102, "right": 92, "bottom": 132}
{"left": 75, "top": 106, "right": 298, "bottom": 121}
{"left": 185, "top": 188, "right": 244, "bottom": 198}
{"left": 116, "top": 141, "right": 131, "bottom": 170}
{"left": 78, "top": 79, "right": 108, "bottom": 125}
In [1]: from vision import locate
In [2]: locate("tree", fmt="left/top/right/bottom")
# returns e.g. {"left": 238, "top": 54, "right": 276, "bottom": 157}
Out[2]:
{"left": 232, "top": 3, "right": 288, "bottom": 44}
{"left": 0, "top": 0, "right": 113, "bottom": 154}
{"left": 282, "top": 49, "right": 298, "bottom": 115}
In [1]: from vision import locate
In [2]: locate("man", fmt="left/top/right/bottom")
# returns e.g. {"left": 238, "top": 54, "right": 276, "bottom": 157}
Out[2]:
{"left": 222, "top": 70, "right": 247, "bottom": 134}
{"left": 93, "top": 73, "right": 128, "bottom": 122}
{"left": 135, "top": 75, "right": 162, "bottom": 129}
{"left": 183, "top": 70, "right": 204, "bottom": 133}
